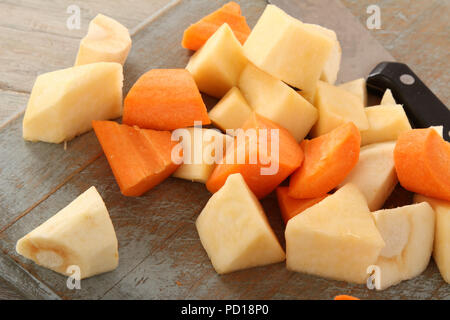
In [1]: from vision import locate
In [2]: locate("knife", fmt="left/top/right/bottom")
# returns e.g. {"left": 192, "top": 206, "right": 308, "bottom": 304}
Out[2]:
{"left": 366, "top": 62, "right": 450, "bottom": 142}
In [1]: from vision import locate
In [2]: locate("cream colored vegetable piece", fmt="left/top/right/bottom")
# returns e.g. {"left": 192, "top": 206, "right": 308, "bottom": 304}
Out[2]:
{"left": 430, "top": 125, "right": 444, "bottom": 137}
{"left": 311, "top": 81, "right": 368, "bottom": 137}
{"left": 16, "top": 186, "right": 119, "bottom": 279}
{"left": 173, "top": 128, "right": 233, "bottom": 183}
{"left": 360, "top": 104, "right": 411, "bottom": 146}
{"left": 285, "top": 184, "right": 384, "bottom": 284}
{"left": 75, "top": 14, "right": 131, "bottom": 66}
{"left": 338, "top": 78, "right": 367, "bottom": 106}
{"left": 371, "top": 202, "right": 435, "bottom": 290}
{"left": 243, "top": 5, "right": 333, "bottom": 102}
{"left": 380, "top": 89, "right": 396, "bottom": 105}
{"left": 186, "top": 23, "right": 248, "bottom": 98}
{"left": 414, "top": 194, "right": 450, "bottom": 283}
{"left": 196, "top": 173, "right": 285, "bottom": 274}
{"left": 23, "top": 62, "right": 123, "bottom": 143}
{"left": 239, "top": 63, "right": 318, "bottom": 141}
{"left": 208, "top": 87, "right": 253, "bottom": 131}
{"left": 305, "top": 23, "right": 341, "bottom": 85}
{"left": 339, "top": 142, "right": 397, "bottom": 211}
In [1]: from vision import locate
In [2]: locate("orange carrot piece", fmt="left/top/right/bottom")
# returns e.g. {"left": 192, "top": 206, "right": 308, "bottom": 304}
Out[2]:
{"left": 123, "top": 69, "right": 210, "bottom": 130}
{"left": 276, "top": 187, "right": 328, "bottom": 224}
{"left": 334, "top": 295, "right": 360, "bottom": 300}
{"left": 394, "top": 128, "right": 450, "bottom": 201}
{"left": 289, "top": 122, "right": 360, "bottom": 199}
{"left": 182, "top": 2, "right": 251, "bottom": 51}
{"left": 92, "top": 120, "right": 180, "bottom": 196}
{"left": 206, "top": 114, "right": 304, "bottom": 199}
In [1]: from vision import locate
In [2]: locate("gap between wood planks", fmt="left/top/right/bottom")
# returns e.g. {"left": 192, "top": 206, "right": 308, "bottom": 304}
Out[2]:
{"left": 0, "top": 152, "right": 103, "bottom": 234}
{"left": 98, "top": 221, "right": 189, "bottom": 299}
{"left": 0, "top": 247, "right": 61, "bottom": 300}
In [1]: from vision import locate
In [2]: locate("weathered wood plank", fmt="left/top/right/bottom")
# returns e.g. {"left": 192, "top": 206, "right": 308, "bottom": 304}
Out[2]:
{"left": 0, "top": 116, "right": 104, "bottom": 231}
{"left": 0, "top": 90, "right": 29, "bottom": 129}
{"left": 340, "top": 0, "right": 449, "bottom": 106}
{"left": 0, "top": 0, "right": 177, "bottom": 94}
{"left": 0, "top": 0, "right": 172, "bottom": 38}
{"left": 0, "top": 25, "right": 79, "bottom": 93}
{"left": 0, "top": 278, "right": 25, "bottom": 300}
{"left": 0, "top": 250, "right": 60, "bottom": 300}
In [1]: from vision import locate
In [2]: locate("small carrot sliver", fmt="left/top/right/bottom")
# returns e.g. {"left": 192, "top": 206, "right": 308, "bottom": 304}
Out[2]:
{"left": 123, "top": 69, "right": 210, "bottom": 131}
{"left": 394, "top": 128, "right": 450, "bottom": 201}
{"left": 276, "top": 187, "right": 328, "bottom": 224}
{"left": 206, "top": 113, "right": 304, "bottom": 199}
{"left": 289, "top": 122, "right": 361, "bottom": 199}
{"left": 182, "top": 2, "right": 251, "bottom": 51}
{"left": 92, "top": 120, "right": 180, "bottom": 197}
{"left": 334, "top": 295, "right": 360, "bottom": 300}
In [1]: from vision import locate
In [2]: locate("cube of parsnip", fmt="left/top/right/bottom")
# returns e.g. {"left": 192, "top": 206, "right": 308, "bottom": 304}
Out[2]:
{"left": 380, "top": 89, "right": 396, "bottom": 105}
{"left": 173, "top": 128, "right": 233, "bottom": 183}
{"left": 75, "top": 14, "right": 131, "bottom": 66}
{"left": 23, "top": 62, "right": 123, "bottom": 143}
{"left": 186, "top": 24, "right": 247, "bottom": 98}
{"left": 339, "top": 142, "right": 397, "bottom": 211}
{"left": 305, "top": 24, "right": 341, "bottom": 85}
{"left": 208, "top": 87, "right": 253, "bottom": 131}
{"left": 414, "top": 194, "right": 450, "bottom": 284}
{"left": 286, "top": 183, "right": 385, "bottom": 284}
{"left": 239, "top": 63, "right": 318, "bottom": 141}
{"left": 338, "top": 78, "right": 367, "bottom": 106}
{"left": 243, "top": 5, "right": 333, "bottom": 101}
{"left": 360, "top": 104, "right": 411, "bottom": 146}
{"left": 372, "top": 202, "right": 435, "bottom": 290}
{"left": 196, "top": 173, "right": 285, "bottom": 274}
{"left": 16, "top": 186, "right": 118, "bottom": 279}
{"left": 311, "top": 81, "right": 369, "bottom": 137}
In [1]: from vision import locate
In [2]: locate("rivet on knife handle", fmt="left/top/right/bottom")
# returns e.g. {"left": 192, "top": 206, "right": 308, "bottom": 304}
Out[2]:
{"left": 366, "top": 62, "right": 450, "bottom": 142}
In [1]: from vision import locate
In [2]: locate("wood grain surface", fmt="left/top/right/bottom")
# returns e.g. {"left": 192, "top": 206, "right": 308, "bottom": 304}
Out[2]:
{"left": 341, "top": 0, "right": 449, "bottom": 107}
{"left": 0, "top": 0, "right": 448, "bottom": 300}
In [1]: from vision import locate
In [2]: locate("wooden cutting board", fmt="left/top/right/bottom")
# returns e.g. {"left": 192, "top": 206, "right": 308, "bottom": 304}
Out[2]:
{"left": 0, "top": 0, "right": 448, "bottom": 300}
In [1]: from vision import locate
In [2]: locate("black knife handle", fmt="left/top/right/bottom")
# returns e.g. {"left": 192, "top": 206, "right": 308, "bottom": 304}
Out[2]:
{"left": 367, "top": 62, "right": 449, "bottom": 142}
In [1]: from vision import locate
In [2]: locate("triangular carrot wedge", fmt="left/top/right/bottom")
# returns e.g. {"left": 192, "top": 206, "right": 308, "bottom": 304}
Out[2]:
{"left": 123, "top": 69, "right": 210, "bottom": 130}
{"left": 206, "top": 113, "right": 304, "bottom": 199}
{"left": 394, "top": 128, "right": 450, "bottom": 201}
{"left": 182, "top": 1, "right": 251, "bottom": 51}
{"left": 92, "top": 121, "right": 180, "bottom": 196}
{"left": 276, "top": 187, "right": 328, "bottom": 224}
{"left": 289, "top": 122, "right": 361, "bottom": 199}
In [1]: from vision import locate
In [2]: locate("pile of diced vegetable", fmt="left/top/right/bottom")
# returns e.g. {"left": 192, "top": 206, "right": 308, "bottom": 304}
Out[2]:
{"left": 16, "top": 2, "right": 449, "bottom": 293}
